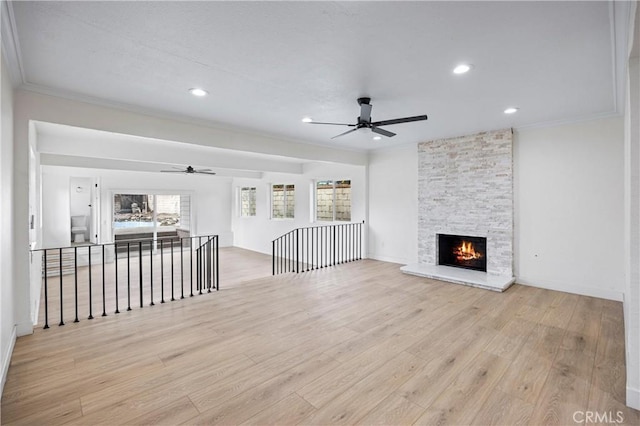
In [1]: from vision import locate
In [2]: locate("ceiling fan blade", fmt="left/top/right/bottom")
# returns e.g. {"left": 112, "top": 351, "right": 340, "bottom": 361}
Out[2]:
{"left": 308, "top": 121, "right": 356, "bottom": 126}
{"left": 371, "top": 115, "right": 428, "bottom": 127}
{"left": 331, "top": 128, "right": 359, "bottom": 139}
{"left": 360, "top": 103, "right": 372, "bottom": 123}
{"left": 195, "top": 171, "right": 217, "bottom": 175}
{"left": 161, "top": 170, "right": 185, "bottom": 173}
{"left": 195, "top": 168, "right": 212, "bottom": 172}
{"left": 371, "top": 127, "right": 396, "bottom": 138}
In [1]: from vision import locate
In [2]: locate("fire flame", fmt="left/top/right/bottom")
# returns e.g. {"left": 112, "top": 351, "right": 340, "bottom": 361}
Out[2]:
{"left": 455, "top": 241, "right": 483, "bottom": 261}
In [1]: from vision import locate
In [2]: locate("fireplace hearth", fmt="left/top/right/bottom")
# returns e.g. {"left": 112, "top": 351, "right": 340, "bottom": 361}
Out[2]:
{"left": 438, "top": 234, "right": 487, "bottom": 272}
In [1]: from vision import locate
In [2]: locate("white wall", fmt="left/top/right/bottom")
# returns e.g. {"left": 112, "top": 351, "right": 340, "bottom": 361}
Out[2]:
{"left": 232, "top": 162, "right": 366, "bottom": 255}
{"left": 1, "top": 44, "right": 16, "bottom": 396}
{"left": 40, "top": 166, "right": 234, "bottom": 248}
{"left": 515, "top": 117, "right": 625, "bottom": 301}
{"left": 368, "top": 145, "right": 418, "bottom": 264}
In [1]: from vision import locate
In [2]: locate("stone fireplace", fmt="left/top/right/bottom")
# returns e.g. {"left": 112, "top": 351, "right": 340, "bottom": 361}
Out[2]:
{"left": 401, "top": 128, "right": 515, "bottom": 291}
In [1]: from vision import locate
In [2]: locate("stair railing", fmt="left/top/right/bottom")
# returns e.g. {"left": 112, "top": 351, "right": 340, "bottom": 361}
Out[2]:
{"left": 31, "top": 234, "right": 219, "bottom": 329}
{"left": 272, "top": 221, "right": 364, "bottom": 275}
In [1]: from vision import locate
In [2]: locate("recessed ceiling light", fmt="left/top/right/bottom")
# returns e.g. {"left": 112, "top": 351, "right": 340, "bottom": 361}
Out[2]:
{"left": 373, "top": 136, "right": 382, "bottom": 141}
{"left": 453, "top": 64, "right": 472, "bottom": 74}
{"left": 189, "top": 88, "right": 208, "bottom": 97}
{"left": 301, "top": 117, "right": 313, "bottom": 123}
{"left": 504, "top": 107, "right": 519, "bottom": 114}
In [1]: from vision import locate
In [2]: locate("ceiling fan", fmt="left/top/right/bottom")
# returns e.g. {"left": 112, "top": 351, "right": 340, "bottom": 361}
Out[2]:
{"left": 307, "top": 97, "right": 428, "bottom": 139}
{"left": 160, "top": 166, "right": 216, "bottom": 175}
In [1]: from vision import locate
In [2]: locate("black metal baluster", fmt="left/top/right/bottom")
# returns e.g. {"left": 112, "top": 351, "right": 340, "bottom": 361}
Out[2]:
{"left": 349, "top": 224, "right": 352, "bottom": 262}
{"left": 102, "top": 245, "right": 107, "bottom": 316}
{"left": 74, "top": 247, "right": 79, "bottom": 322}
{"left": 289, "top": 234, "right": 291, "bottom": 272}
{"left": 127, "top": 242, "right": 132, "bottom": 311}
{"left": 160, "top": 240, "right": 165, "bottom": 303}
{"left": 341, "top": 225, "right": 343, "bottom": 263}
{"left": 169, "top": 239, "right": 176, "bottom": 302}
{"left": 272, "top": 240, "right": 275, "bottom": 275}
{"left": 279, "top": 235, "right": 282, "bottom": 274}
{"left": 138, "top": 241, "right": 143, "bottom": 308}
{"left": 197, "top": 246, "right": 202, "bottom": 294}
{"left": 114, "top": 244, "right": 120, "bottom": 314}
{"left": 306, "top": 228, "right": 311, "bottom": 272}
{"left": 58, "top": 248, "right": 64, "bottom": 326}
{"left": 149, "top": 240, "right": 154, "bottom": 306}
{"left": 215, "top": 235, "right": 219, "bottom": 290}
{"left": 333, "top": 226, "right": 337, "bottom": 265}
{"left": 88, "top": 246, "right": 94, "bottom": 319}
{"left": 360, "top": 221, "right": 363, "bottom": 259}
{"left": 207, "top": 239, "right": 212, "bottom": 292}
{"left": 296, "top": 229, "right": 299, "bottom": 273}
{"left": 320, "top": 227, "right": 323, "bottom": 268}
{"left": 341, "top": 224, "right": 343, "bottom": 263}
{"left": 353, "top": 223, "right": 356, "bottom": 261}
{"left": 323, "top": 226, "right": 327, "bottom": 268}
{"left": 180, "top": 238, "right": 185, "bottom": 299}
{"left": 189, "top": 237, "right": 194, "bottom": 297}
{"left": 43, "top": 250, "right": 49, "bottom": 329}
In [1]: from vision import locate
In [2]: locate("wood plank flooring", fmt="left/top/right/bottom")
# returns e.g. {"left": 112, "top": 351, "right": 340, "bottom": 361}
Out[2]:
{"left": 2, "top": 247, "right": 638, "bottom": 425}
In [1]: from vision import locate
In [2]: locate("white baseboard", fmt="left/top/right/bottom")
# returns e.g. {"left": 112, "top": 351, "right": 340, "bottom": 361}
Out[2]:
{"left": 367, "top": 253, "right": 412, "bottom": 265}
{"left": 627, "top": 386, "right": 640, "bottom": 411}
{"left": 515, "top": 277, "right": 623, "bottom": 301}
{"left": 1, "top": 325, "right": 17, "bottom": 397}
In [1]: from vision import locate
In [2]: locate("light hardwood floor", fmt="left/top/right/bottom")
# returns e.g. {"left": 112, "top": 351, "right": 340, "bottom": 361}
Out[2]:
{"left": 2, "top": 247, "right": 638, "bottom": 425}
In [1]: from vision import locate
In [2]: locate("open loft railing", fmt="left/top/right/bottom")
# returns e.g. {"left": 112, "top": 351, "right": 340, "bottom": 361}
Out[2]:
{"left": 31, "top": 234, "right": 219, "bottom": 329}
{"left": 272, "top": 221, "right": 364, "bottom": 275}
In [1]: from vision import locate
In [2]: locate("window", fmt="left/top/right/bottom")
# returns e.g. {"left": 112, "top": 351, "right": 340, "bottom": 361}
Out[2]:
{"left": 272, "top": 184, "right": 295, "bottom": 219}
{"left": 113, "top": 193, "right": 189, "bottom": 235}
{"left": 316, "top": 180, "right": 351, "bottom": 221}
{"left": 240, "top": 187, "right": 256, "bottom": 217}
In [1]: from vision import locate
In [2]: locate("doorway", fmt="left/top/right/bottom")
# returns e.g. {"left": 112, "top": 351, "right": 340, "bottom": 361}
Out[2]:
{"left": 69, "top": 177, "right": 97, "bottom": 244}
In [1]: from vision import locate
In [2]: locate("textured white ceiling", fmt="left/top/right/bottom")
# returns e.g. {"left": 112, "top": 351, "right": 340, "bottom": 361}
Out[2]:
{"left": 10, "top": 1, "right": 621, "bottom": 151}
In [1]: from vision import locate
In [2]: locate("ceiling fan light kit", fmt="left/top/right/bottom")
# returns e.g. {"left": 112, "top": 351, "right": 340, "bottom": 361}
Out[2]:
{"left": 307, "top": 97, "right": 428, "bottom": 140}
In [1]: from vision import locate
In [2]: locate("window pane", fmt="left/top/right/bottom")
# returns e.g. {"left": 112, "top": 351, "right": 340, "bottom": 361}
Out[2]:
{"left": 272, "top": 184, "right": 284, "bottom": 218}
{"left": 113, "top": 194, "right": 154, "bottom": 231}
{"left": 316, "top": 181, "right": 334, "bottom": 221}
{"left": 241, "top": 187, "right": 256, "bottom": 217}
{"left": 335, "top": 180, "right": 351, "bottom": 221}
{"left": 285, "top": 184, "right": 295, "bottom": 218}
{"left": 156, "top": 195, "right": 181, "bottom": 228}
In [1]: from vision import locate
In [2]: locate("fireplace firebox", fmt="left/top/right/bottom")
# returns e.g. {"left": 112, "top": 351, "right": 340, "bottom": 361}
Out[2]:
{"left": 438, "top": 234, "right": 487, "bottom": 272}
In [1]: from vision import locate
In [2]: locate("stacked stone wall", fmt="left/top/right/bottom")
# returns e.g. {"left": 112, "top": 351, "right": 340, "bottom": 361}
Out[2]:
{"left": 418, "top": 128, "right": 513, "bottom": 276}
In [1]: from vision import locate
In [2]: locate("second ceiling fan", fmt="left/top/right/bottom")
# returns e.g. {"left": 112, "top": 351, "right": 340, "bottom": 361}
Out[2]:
{"left": 308, "top": 97, "right": 428, "bottom": 139}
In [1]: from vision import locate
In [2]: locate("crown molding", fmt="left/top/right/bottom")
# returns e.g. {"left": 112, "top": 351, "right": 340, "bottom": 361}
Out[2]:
{"left": 1, "top": 1, "right": 25, "bottom": 86}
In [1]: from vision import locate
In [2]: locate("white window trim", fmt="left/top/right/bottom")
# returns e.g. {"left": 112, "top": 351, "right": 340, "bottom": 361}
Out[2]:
{"left": 238, "top": 186, "right": 257, "bottom": 218}
{"left": 270, "top": 183, "right": 295, "bottom": 220}
{"left": 314, "top": 179, "right": 351, "bottom": 223}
